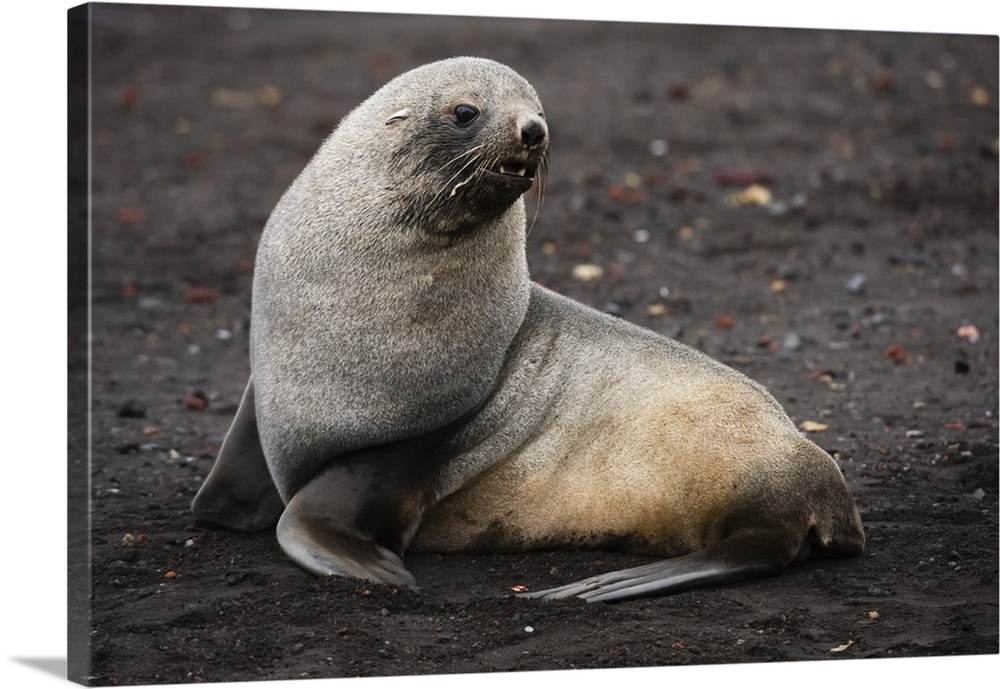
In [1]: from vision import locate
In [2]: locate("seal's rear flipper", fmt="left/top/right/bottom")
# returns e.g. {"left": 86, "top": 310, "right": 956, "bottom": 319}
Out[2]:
{"left": 191, "top": 377, "right": 284, "bottom": 532}
{"left": 520, "top": 527, "right": 810, "bottom": 603}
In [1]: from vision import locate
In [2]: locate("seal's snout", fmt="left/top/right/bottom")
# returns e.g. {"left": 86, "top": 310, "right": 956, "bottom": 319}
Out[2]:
{"left": 520, "top": 117, "right": 547, "bottom": 151}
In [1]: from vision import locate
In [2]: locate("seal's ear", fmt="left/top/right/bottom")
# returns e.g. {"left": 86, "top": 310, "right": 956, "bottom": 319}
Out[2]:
{"left": 385, "top": 108, "right": 411, "bottom": 126}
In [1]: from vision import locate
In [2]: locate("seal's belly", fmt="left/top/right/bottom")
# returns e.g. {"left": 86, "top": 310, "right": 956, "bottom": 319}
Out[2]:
{"left": 412, "top": 375, "right": 798, "bottom": 557}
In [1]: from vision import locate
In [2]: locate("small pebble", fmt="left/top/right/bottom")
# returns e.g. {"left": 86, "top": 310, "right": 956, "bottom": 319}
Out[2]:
{"left": 185, "top": 287, "right": 218, "bottom": 304}
{"left": 186, "top": 392, "right": 209, "bottom": 411}
{"left": 118, "top": 399, "right": 147, "bottom": 419}
{"left": 777, "top": 265, "right": 798, "bottom": 279}
{"left": 956, "top": 324, "right": 979, "bottom": 343}
{"left": 603, "top": 302, "right": 626, "bottom": 317}
{"left": 571, "top": 264, "right": 603, "bottom": 281}
{"left": 648, "top": 139, "right": 668, "bottom": 156}
{"left": 633, "top": 229, "right": 650, "bottom": 243}
{"left": 783, "top": 332, "right": 801, "bottom": 350}
{"left": 845, "top": 273, "right": 867, "bottom": 295}
{"left": 768, "top": 199, "right": 789, "bottom": 216}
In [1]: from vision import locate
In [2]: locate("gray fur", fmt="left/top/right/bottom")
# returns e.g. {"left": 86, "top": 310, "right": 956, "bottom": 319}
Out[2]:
{"left": 192, "top": 57, "right": 864, "bottom": 601}
{"left": 252, "top": 57, "right": 545, "bottom": 501}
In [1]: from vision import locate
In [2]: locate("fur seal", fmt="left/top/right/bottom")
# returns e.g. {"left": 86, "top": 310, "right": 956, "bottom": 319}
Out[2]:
{"left": 192, "top": 56, "right": 865, "bottom": 602}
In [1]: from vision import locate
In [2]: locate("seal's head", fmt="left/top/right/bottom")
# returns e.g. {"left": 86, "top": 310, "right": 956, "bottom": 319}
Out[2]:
{"left": 330, "top": 56, "right": 548, "bottom": 234}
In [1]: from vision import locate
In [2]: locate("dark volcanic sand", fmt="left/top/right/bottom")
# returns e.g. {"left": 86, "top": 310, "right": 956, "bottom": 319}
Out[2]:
{"left": 70, "top": 5, "right": 998, "bottom": 686}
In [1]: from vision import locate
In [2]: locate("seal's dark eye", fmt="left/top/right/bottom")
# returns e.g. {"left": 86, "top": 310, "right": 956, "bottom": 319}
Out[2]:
{"left": 453, "top": 104, "right": 479, "bottom": 126}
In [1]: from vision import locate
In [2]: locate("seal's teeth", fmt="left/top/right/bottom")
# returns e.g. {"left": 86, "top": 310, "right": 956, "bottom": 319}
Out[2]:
{"left": 499, "top": 163, "right": 528, "bottom": 177}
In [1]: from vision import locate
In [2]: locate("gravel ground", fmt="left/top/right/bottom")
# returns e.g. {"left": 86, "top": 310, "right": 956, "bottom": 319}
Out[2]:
{"left": 69, "top": 4, "right": 997, "bottom": 686}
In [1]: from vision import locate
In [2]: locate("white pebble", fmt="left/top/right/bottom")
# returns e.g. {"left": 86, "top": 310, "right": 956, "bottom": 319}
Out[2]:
{"left": 845, "top": 273, "right": 867, "bottom": 295}
{"left": 571, "top": 264, "right": 603, "bottom": 281}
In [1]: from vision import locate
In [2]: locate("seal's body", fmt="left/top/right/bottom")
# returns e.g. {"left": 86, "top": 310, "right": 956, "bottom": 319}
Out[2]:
{"left": 192, "top": 57, "right": 864, "bottom": 601}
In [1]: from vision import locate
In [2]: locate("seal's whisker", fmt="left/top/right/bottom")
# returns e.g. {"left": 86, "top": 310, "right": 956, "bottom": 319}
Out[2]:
{"left": 433, "top": 142, "right": 490, "bottom": 176}
{"left": 435, "top": 146, "right": 494, "bottom": 199}
{"left": 453, "top": 152, "right": 496, "bottom": 197}
{"left": 526, "top": 156, "right": 547, "bottom": 237}
{"left": 439, "top": 151, "right": 487, "bottom": 199}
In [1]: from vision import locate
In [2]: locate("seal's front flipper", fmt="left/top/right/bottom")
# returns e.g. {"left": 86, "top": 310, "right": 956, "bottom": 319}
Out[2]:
{"left": 277, "top": 498, "right": 417, "bottom": 587}
{"left": 520, "top": 527, "right": 805, "bottom": 603}
{"left": 191, "top": 377, "right": 284, "bottom": 532}
{"left": 275, "top": 449, "right": 429, "bottom": 588}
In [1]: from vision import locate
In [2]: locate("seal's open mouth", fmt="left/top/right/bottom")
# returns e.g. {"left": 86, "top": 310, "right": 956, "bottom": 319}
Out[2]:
{"left": 493, "top": 160, "right": 537, "bottom": 181}
{"left": 499, "top": 162, "right": 530, "bottom": 178}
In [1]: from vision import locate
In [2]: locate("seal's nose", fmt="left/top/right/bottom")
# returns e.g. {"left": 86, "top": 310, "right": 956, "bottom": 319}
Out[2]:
{"left": 520, "top": 118, "right": 547, "bottom": 150}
